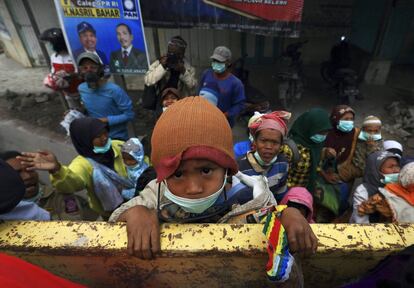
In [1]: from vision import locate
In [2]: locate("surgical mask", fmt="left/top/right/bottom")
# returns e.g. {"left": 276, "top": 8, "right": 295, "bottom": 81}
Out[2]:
{"left": 211, "top": 62, "right": 226, "bottom": 74}
{"left": 381, "top": 173, "right": 399, "bottom": 184}
{"left": 310, "top": 134, "right": 326, "bottom": 143}
{"left": 126, "top": 163, "right": 140, "bottom": 179}
{"left": 337, "top": 120, "right": 354, "bottom": 133}
{"left": 254, "top": 151, "right": 278, "bottom": 166}
{"left": 84, "top": 72, "right": 100, "bottom": 89}
{"left": 358, "top": 131, "right": 382, "bottom": 141}
{"left": 93, "top": 138, "right": 112, "bottom": 154}
{"left": 163, "top": 172, "right": 227, "bottom": 214}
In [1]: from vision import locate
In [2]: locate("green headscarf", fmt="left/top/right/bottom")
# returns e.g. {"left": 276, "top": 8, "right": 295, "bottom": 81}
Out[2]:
{"left": 288, "top": 108, "right": 332, "bottom": 193}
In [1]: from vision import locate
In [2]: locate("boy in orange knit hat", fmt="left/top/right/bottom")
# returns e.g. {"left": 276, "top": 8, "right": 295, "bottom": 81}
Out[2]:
{"left": 109, "top": 97, "right": 317, "bottom": 260}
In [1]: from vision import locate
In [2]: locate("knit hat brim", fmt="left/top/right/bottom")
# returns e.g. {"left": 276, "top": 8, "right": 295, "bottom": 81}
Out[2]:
{"left": 155, "top": 146, "right": 238, "bottom": 182}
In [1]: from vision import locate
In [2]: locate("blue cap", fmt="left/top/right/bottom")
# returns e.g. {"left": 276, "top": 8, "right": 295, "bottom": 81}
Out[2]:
{"left": 77, "top": 21, "right": 96, "bottom": 34}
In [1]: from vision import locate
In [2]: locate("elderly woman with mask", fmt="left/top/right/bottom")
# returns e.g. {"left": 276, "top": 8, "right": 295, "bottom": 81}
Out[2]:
{"left": 238, "top": 111, "right": 291, "bottom": 202}
{"left": 323, "top": 105, "right": 360, "bottom": 183}
{"left": 238, "top": 111, "right": 314, "bottom": 221}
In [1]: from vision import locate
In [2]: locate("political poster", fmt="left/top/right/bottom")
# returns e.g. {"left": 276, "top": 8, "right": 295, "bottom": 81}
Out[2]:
{"left": 141, "top": 0, "right": 304, "bottom": 37}
{"left": 54, "top": 0, "right": 149, "bottom": 74}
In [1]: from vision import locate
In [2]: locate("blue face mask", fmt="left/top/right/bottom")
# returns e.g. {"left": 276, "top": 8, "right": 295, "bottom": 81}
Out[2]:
{"left": 211, "top": 62, "right": 226, "bottom": 74}
{"left": 337, "top": 120, "right": 354, "bottom": 133}
{"left": 381, "top": 173, "right": 399, "bottom": 184}
{"left": 93, "top": 138, "right": 112, "bottom": 154}
{"left": 163, "top": 172, "right": 227, "bottom": 214}
{"left": 254, "top": 151, "right": 278, "bottom": 167}
{"left": 358, "top": 131, "right": 382, "bottom": 141}
{"left": 371, "top": 133, "right": 382, "bottom": 141}
{"left": 310, "top": 134, "right": 326, "bottom": 143}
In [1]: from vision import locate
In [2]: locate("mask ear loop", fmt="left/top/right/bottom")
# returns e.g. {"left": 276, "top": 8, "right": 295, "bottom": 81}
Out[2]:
{"left": 223, "top": 169, "right": 229, "bottom": 201}
{"left": 156, "top": 182, "right": 162, "bottom": 219}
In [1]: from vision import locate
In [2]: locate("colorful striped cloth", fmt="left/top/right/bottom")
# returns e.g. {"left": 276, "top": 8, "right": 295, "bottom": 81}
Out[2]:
{"left": 262, "top": 211, "right": 294, "bottom": 282}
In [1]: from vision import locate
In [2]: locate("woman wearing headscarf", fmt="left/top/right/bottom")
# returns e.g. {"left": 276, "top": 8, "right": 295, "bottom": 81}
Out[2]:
{"left": 280, "top": 108, "right": 332, "bottom": 194}
{"left": 311, "top": 105, "right": 360, "bottom": 222}
{"left": 238, "top": 111, "right": 291, "bottom": 202}
{"left": 350, "top": 150, "right": 401, "bottom": 223}
{"left": 323, "top": 105, "right": 360, "bottom": 183}
{"left": 18, "top": 117, "right": 134, "bottom": 218}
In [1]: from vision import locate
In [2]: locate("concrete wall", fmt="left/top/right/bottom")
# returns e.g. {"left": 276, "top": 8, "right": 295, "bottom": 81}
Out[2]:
{"left": 1, "top": 221, "right": 413, "bottom": 288}
{"left": 0, "top": 119, "right": 77, "bottom": 184}
{"left": 0, "top": 0, "right": 32, "bottom": 66}
{"left": 28, "top": 0, "right": 60, "bottom": 33}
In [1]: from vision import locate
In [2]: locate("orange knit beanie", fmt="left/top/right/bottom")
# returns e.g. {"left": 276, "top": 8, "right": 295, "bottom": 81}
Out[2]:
{"left": 151, "top": 96, "right": 238, "bottom": 181}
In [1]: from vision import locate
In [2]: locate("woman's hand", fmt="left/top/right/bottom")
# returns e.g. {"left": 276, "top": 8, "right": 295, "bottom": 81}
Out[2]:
{"left": 17, "top": 151, "right": 60, "bottom": 173}
{"left": 119, "top": 206, "right": 160, "bottom": 260}
{"left": 325, "top": 148, "right": 337, "bottom": 159}
{"left": 280, "top": 207, "right": 318, "bottom": 257}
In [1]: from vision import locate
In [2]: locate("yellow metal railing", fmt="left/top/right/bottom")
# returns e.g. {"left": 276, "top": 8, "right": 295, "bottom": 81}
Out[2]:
{"left": 0, "top": 221, "right": 413, "bottom": 287}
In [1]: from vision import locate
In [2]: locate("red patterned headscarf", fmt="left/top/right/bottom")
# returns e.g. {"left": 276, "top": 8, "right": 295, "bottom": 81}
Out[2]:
{"left": 248, "top": 111, "right": 291, "bottom": 138}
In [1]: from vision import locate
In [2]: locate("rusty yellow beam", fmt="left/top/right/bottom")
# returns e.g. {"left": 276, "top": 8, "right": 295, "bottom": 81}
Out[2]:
{"left": 0, "top": 221, "right": 412, "bottom": 288}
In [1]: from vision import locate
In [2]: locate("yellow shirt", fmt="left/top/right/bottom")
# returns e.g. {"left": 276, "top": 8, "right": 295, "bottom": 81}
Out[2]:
{"left": 50, "top": 140, "right": 127, "bottom": 217}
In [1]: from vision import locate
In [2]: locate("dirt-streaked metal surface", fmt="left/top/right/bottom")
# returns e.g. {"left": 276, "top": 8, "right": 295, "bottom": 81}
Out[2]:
{"left": 0, "top": 221, "right": 412, "bottom": 287}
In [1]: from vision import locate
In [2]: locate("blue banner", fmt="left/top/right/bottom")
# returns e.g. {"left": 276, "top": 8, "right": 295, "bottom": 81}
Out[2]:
{"left": 55, "top": 0, "right": 149, "bottom": 74}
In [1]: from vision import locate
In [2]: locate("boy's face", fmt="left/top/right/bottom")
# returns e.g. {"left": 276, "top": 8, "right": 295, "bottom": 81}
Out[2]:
{"left": 122, "top": 152, "right": 138, "bottom": 167}
{"left": 162, "top": 94, "right": 179, "bottom": 108}
{"left": 166, "top": 159, "right": 226, "bottom": 199}
{"left": 254, "top": 129, "right": 282, "bottom": 163}
{"left": 363, "top": 124, "right": 381, "bottom": 134}
{"left": 380, "top": 158, "right": 400, "bottom": 174}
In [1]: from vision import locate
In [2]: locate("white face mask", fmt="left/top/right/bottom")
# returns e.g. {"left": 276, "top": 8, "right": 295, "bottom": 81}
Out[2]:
{"left": 163, "top": 172, "right": 227, "bottom": 214}
{"left": 253, "top": 151, "right": 278, "bottom": 166}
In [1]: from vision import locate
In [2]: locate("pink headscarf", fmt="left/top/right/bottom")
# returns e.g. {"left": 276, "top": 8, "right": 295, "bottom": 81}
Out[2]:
{"left": 280, "top": 187, "right": 314, "bottom": 223}
{"left": 249, "top": 111, "right": 291, "bottom": 138}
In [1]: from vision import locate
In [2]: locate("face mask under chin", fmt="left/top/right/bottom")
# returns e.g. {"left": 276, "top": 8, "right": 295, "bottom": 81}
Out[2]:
{"left": 163, "top": 171, "right": 227, "bottom": 214}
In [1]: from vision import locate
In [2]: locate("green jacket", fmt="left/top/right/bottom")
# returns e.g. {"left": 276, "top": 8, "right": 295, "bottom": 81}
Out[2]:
{"left": 50, "top": 140, "right": 127, "bottom": 217}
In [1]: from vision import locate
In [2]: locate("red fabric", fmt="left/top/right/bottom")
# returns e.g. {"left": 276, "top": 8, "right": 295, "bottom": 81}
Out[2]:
{"left": 206, "top": 0, "right": 304, "bottom": 22}
{"left": 249, "top": 111, "right": 289, "bottom": 137}
{"left": 265, "top": 215, "right": 282, "bottom": 272}
{"left": 51, "top": 59, "right": 82, "bottom": 94}
{"left": 0, "top": 253, "right": 86, "bottom": 288}
{"left": 155, "top": 146, "right": 238, "bottom": 182}
{"left": 386, "top": 183, "right": 414, "bottom": 206}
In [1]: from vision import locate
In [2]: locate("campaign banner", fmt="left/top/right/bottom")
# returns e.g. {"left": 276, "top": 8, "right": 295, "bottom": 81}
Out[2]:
{"left": 141, "top": 0, "right": 304, "bottom": 37}
{"left": 54, "top": 0, "right": 149, "bottom": 74}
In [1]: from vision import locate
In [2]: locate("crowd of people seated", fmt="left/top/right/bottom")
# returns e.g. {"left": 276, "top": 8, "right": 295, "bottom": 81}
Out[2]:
{"left": 1, "top": 33, "right": 414, "bottom": 285}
